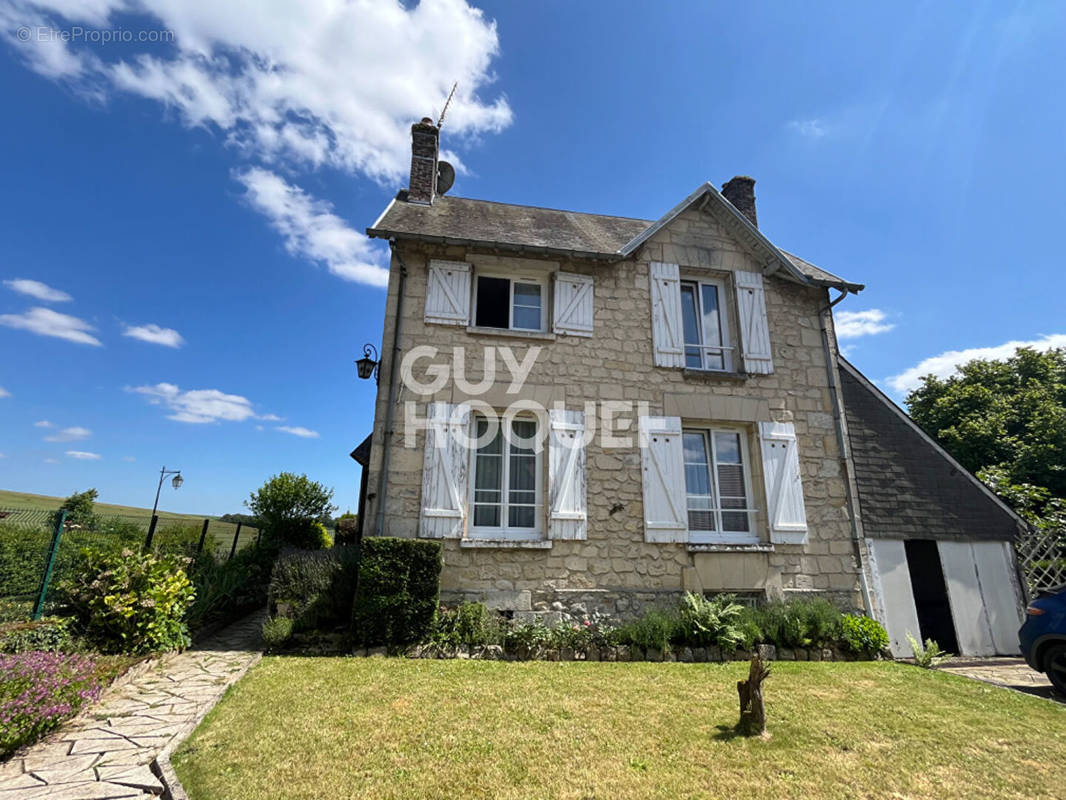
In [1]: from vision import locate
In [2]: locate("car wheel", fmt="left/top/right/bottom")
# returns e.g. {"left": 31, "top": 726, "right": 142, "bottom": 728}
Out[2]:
{"left": 1044, "top": 643, "right": 1066, "bottom": 695}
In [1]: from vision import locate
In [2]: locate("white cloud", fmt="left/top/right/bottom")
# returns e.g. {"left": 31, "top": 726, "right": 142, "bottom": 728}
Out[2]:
{"left": 276, "top": 425, "right": 319, "bottom": 439}
{"left": 0, "top": 0, "right": 511, "bottom": 183}
{"left": 122, "top": 323, "right": 185, "bottom": 348}
{"left": 0, "top": 386, "right": 9, "bottom": 398}
{"left": 129, "top": 381, "right": 261, "bottom": 424}
{"left": 34, "top": 419, "right": 53, "bottom": 427}
{"left": 44, "top": 426, "right": 91, "bottom": 442}
{"left": 66, "top": 450, "right": 101, "bottom": 460}
{"left": 0, "top": 307, "right": 102, "bottom": 345}
{"left": 787, "top": 118, "right": 829, "bottom": 138}
{"left": 4, "top": 278, "right": 72, "bottom": 302}
{"left": 259, "top": 413, "right": 283, "bottom": 422}
{"left": 886, "top": 333, "right": 1066, "bottom": 396}
{"left": 122, "top": 455, "right": 136, "bottom": 462}
{"left": 235, "top": 168, "right": 388, "bottom": 287}
{"left": 835, "top": 309, "right": 895, "bottom": 340}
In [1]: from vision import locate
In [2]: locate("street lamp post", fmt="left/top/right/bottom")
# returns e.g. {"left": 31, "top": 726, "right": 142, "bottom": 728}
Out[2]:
{"left": 151, "top": 465, "right": 183, "bottom": 519}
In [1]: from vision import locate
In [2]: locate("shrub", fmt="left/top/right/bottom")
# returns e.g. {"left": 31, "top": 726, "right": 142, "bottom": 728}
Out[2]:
{"left": 59, "top": 549, "right": 195, "bottom": 654}
{"left": 262, "top": 616, "right": 294, "bottom": 649}
{"left": 152, "top": 523, "right": 204, "bottom": 561}
{"left": 351, "top": 538, "right": 442, "bottom": 648}
{"left": 0, "top": 617, "right": 75, "bottom": 653}
{"left": 676, "top": 592, "right": 747, "bottom": 649}
{"left": 751, "top": 598, "right": 843, "bottom": 649}
{"left": 334, "top": 513, "right": 359, "bottom": 546}
{"left": 0, "top": 651, "right": 105, "bottom": 758}
{"left": 907, "top": 632, "right": 950, "bottom": 668}
{"left": 431, "top": 602, "right": 503, "bottom": 649}
{"left": 840, "top": 614, "right": 889, "bottom": 654}
{"left": 616, "top": 608, "right": 681, "bottom": 651}
{"left": 268, "top": 547, "right": 359, "bottom": 631}
{"left": 186, "top": 543, "right": 277, "bottom": 633}
{"left": 247, "top": 473, "right": 337, "bottom": 549}
{"left": 502, "top": 618, "right": 552, "bottom": 656}
{"left": 51, "top": 488, "right": 99, "bottom": 530}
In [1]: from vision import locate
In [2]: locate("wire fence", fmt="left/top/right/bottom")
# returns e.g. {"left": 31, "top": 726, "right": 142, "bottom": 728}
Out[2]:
{"left": 0, "top": 507, "right": 261, "bottom": 621}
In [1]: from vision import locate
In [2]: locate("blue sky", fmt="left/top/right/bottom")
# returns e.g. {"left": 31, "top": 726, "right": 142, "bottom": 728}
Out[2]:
{"left": 1, "top": 0, "right": 1063, "bottom": 515}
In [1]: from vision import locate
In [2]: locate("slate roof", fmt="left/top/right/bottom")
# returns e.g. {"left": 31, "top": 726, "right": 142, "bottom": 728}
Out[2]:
{"left": 839, "top": 359, "right": 1025, "bottom": 542}
{"left": 368, "top": 192, "right": 860, "bottom": 290}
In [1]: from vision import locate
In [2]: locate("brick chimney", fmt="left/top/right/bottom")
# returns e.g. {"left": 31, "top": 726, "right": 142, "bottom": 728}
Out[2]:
{"left": 721, "top": 176, "right": 757, "bottom": 228}
{"left": 408, "top": 117, "right": 439, "bottom": 204}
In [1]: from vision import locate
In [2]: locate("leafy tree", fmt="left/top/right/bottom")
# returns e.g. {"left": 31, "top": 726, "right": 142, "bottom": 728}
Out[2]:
{"left": 52, "top": 488, "right": 99, "bottom": 530}
{"left": 246, "top": 473, "right": 336, "bottom": 549}
{"left": 906, "top": 347, "right": 1066, "bottom": 504}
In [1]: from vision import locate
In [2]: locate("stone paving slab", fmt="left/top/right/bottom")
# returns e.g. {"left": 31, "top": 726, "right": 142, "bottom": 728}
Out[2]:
{"left": 940, "top": 656, "right": 1061, "bottom": 701}
{"left": 0, "top": 612, "right": 263, "bottom": 799}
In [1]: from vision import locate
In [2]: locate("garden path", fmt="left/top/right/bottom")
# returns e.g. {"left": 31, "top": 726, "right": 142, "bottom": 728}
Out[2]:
{"left": 0, "top": 611, "right": 263, "bottom": 799}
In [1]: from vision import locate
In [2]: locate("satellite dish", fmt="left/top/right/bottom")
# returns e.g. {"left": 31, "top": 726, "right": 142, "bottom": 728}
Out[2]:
{"left": 437, "top": 160, "right": 455, "bottom": 195}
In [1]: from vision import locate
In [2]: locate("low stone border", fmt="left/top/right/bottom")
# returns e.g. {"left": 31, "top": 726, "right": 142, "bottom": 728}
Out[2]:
{"left": 363, "top": 642, "right": 881, "bottom": 663}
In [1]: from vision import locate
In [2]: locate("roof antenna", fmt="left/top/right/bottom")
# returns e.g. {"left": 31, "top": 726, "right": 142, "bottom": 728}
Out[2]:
{"left": 437, "top": 81, "right": 458, "bottom": 128}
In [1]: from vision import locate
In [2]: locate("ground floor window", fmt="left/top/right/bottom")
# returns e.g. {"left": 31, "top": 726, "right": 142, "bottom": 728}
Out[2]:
{"left": 471, "top": 413, "right": 542, "bottom": 538}
{"left": 682, "top": 427, "right": 756, "bottom": 543}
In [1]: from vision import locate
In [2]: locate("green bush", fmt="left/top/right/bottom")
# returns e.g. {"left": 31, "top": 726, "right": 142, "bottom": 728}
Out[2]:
{"left": 186, "top": 543, "right": 277, "bottom": 633}
{"left": 59, "top": 548, "right": 195, "bottom": 654}
{"left": 749, "top": 598, "right": 843, "bottom": 649}
{"left": 840, "top": 614, "right": 889, "bottom": 654}
{"left": 676, "top": 592, "right": 747, "bottom": 649}
{"left": 152, "top": 523, "right": 204, "bottom": 561}
{"left": 431, "top": 602, "right": 503, "bottom": 648}
{"left": 334, "top": 513, "right": 359, "bottom": 546}
{"left": 0, "top": 617, "right": 76, "bottom": 653}
{"left": 907, "top": 632, "right": 950, "bottom": 667}
{"left": 616, "top": 608, "right": 680, "bottom": 651}
{"left": 269, "top": 547, "right": 359, "bottom": 631}
{"left": 262, "top": 616, "right": 294, "bottom": 649}
{"left": 351, "top": 538, "right": 442, "bottom": 648}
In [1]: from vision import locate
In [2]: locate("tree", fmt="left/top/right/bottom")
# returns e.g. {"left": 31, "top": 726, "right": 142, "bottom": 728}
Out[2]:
{"left": 52, "top": 488, "right": 99, "bottom": 530}
{"left": 906, "top": 347, "right": 1066, "bottom": 505}
{"left": 246, "top": 473, "right": 337, "bottom": 549}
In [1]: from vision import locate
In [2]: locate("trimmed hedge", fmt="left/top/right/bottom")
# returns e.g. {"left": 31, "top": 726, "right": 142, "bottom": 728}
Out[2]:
{"left": 351, "top": 538, "right": 442, "bottom": 648}
{"left": 268, "top": 546, "right": 359, "bottom": 631}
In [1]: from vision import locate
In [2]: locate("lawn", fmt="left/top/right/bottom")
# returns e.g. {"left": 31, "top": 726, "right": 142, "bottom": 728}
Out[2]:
{"left": 171, "top": 658, "right": 1066, "bottom": 800}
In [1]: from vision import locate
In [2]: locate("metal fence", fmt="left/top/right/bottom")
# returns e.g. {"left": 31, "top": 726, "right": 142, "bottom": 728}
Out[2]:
{"left": 1017, "top": 524, "right": 1066, "bottom": 596}
{"left": 0, "top": 507, "right": 261, "bottom": 621}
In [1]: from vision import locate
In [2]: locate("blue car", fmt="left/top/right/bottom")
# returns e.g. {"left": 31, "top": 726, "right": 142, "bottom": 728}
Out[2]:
{"left": 1020, "top": 584, "right": 1066, "bottom": 694}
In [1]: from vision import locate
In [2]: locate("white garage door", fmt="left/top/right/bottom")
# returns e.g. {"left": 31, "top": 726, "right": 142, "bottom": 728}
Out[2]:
{"left": 867, "top": 538, "right": 922, "bottom": 658}
{"left": 939, "top": 540, "right": 1024, "bottom": 657}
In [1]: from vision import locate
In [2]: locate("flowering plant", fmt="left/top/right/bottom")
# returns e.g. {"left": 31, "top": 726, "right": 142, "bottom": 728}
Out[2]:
{"left": 0, "top": 651, "right": 103, "bottom": 757}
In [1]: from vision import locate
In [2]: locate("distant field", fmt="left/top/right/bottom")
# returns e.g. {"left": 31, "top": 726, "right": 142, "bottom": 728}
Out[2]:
{"left": 0, "top": 489, "right": 257, "bottom": 556}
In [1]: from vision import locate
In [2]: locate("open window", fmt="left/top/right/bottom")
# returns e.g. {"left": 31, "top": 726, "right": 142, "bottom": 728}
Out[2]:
{"left": 680, "top": 278, "right": 733, "bottom": 372}
{"left": 474, "top": 274, "right": 546, "bottom": 332}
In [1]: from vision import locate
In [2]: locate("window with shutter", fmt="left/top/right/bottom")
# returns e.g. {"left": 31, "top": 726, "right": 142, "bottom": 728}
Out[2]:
{"left": 419, "top": 402, "right": 471, "bottom": 538}
{"left": 552, "top": 272, "right": 594, "bottom": 336}
{"left": 547, "top": 408, "right": 587, "bottom": 540}
{"left": 734, "top": 271, "right": 773, "bottom": 374}
{"left": 425, "top": 260, "right": 471, "bottom": 325}
{"left": 649, "top": 262, "right": 684, "bottom": 368}
{"left": 682, "top": 426, "right": 758, "bottom": 544}
{"left": 468, "top": 412, "right": 544, "bottom": 540}
{"left": 639, "top": 415, "right": 688, "bottom": 542}
{"left": 757, "top": 421, "right": 808, "bottom": 544}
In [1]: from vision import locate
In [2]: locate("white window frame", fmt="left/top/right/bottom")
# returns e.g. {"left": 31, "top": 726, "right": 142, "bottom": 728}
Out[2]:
{"left": 468, "top": 412, "right": 545, "bottom": 541}
{"left": 679, "top": 277, "right": 734, "bottom": 372}
{"left": 682, "top": 424, "right": 759, "bottom": 545}
{"left": 472, "top": 271, "right": 548, "bottom": 333}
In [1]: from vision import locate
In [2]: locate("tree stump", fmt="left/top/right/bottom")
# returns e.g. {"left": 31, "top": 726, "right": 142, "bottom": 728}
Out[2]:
{"left": 736, "top": 654, "right": 771, "bottom": 737}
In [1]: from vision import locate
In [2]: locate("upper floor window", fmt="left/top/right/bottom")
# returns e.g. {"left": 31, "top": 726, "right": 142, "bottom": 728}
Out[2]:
{"left": 682, "top": 427, "right": 755, "bottom": 543}
{"left": 474, "top": 275, "right": 546, "bottom": 332}
{"left": 680, "top": 278, "right": 733, "bottom": 372}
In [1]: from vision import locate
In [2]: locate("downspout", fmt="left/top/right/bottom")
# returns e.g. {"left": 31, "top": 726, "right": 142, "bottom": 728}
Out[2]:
{"left": 819, "top": 288, "right": 875, "bottom": 617}
{"left": 374, "top": 239, "right": 408, "bottom": 537}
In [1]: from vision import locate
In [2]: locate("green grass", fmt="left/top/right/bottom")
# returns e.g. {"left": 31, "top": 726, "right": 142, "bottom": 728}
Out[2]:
{"left": 0, "top": 489, "right": 256, "bottom": 555}
{"left": 171, "top": 658, "right": 1066, "bottom": 800}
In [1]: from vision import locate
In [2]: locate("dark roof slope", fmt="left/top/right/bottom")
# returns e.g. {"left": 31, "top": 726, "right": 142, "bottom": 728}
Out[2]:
{"left": 368, "top": 193, "right": 856, "bottom": 288}
{"left": 839, "top": 359, "right": 1024, "bottom": 542}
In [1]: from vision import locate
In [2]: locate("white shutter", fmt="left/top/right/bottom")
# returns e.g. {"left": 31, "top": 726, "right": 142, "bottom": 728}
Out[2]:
{"left": 419, "top": 402, "right": 470, "bottom": 538}
{"left": 547, "top": 408, "right": 587, "bottom": 540}
{"left": 552, "top": 272, "right": 594, "bottom": 336}
{"left": 758, "top": 421, "right": 808, "bottom": 544}
{"left": 639, "top": 415, "right": 688, "bottom": 542}
{"left": 425, "top": 260, "right": 471, "bottom": 325}
{"left": 735, "top": 271, "right": 773, "bottom": 374}
{"left": 649, "top": 262, "right": 684, "bottom": 368}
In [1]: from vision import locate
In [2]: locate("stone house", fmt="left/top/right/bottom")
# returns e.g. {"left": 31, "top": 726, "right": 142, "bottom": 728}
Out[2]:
{"left": 356, "top": 117, "right": 1027, "bottom": 656}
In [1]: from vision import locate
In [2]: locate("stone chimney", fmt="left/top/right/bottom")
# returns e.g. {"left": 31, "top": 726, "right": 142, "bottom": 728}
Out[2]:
{"left": 721, "top": 176, "right": 757, "bottom": 228}
{"left": 408, "top": 117, "right": 439, "bottom": 204}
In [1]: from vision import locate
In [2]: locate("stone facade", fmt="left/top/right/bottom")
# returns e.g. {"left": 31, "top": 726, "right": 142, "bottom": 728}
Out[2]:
{"left": 363, "top": 199, "right": 865, "bottom": 618}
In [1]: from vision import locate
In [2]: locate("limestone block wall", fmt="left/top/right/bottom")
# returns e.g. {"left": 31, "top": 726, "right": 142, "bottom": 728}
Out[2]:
{"left": 363, "top": 204, "right": 864, "bottom": 616}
